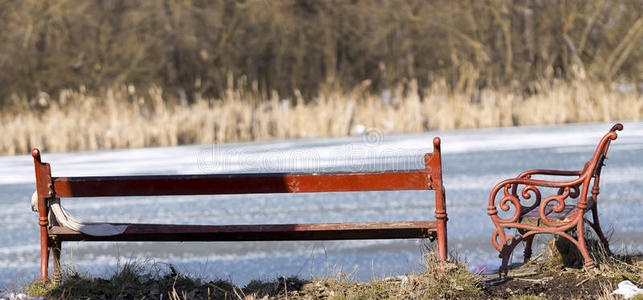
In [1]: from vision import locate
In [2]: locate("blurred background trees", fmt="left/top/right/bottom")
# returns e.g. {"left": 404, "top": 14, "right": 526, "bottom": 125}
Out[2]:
{"left": 0, "top": 0, "right": 641, "bottom": 104}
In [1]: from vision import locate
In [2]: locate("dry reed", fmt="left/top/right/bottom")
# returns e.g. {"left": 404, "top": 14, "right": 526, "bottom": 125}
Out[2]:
{"left": 1, "top": 79, "right": 641, "bottom": 155}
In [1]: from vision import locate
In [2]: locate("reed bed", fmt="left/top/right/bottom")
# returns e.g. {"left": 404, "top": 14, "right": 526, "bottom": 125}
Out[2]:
{"left": 1, "top": 79, "right": 641, "bottom": 155}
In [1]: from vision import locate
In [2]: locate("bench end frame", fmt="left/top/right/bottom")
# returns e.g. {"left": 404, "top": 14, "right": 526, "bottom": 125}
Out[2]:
{"left": 33, "top": 149, "right": 56, "bottom": 282}
{"left": 426, "top": 137, "right": 447, "bottom": 261}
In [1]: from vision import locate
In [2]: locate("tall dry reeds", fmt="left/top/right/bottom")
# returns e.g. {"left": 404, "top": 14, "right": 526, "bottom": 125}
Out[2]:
{"left": 1, "top": 79, "right": 641, "bottom": 155}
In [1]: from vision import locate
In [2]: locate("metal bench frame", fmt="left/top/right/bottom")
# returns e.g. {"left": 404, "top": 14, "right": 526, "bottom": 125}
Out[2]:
{"left": 487, "top": 124, "right": 623, "bottom": 276}
{"left": 33, "top": 138, "right": 448, "bottom": 282}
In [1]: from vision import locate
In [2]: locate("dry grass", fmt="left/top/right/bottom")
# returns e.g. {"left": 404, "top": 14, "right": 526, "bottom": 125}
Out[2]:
{"left": 24, "top": 261, "right": 239, "bottom": 300}
{"left": 293, "top": 254, "right": 484, "bottom": 299}
{"left": 21, "top": 244, "right": 642, "bottom": 299}
{"left": 22, "top": 251, "right": 484, "bottom": 300}
{"left": 1, "top": 79, "right": 641, "bottom": 155}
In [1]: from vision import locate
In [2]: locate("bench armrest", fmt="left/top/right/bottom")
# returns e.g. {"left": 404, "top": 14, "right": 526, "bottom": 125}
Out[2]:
{"left": 487, "top": 175, "right": 587, "bottom": 225}
{"left": 518, "top": 169, "right": 583, "bottom": 179}
{"left": 487, "top": 175, "right": 588, "bottom": 250}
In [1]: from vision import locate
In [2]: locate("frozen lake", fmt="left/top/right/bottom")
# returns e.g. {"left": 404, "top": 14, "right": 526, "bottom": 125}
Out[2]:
{"left": 1, "top": 121, "right": 642, "bottom": 288}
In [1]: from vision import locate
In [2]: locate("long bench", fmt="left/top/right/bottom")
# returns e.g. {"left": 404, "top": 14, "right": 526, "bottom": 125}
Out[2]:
{"left": 32, "top": 137, "right": 448, "bottom": 281}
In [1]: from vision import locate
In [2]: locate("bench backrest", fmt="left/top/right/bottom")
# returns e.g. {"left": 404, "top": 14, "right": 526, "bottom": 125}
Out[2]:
{"left": 584, "top": 123, "right": 623, "bottom": 201}
{"left": 589, "top": 123, "right": 622, "bottom": 177}
{"left": 34, "top": 137, "right": 445, "bottom": 200}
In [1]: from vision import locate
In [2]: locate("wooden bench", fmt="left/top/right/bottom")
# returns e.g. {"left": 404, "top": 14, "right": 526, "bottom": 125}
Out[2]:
{"left": 32, "top": 137, "right": 448, "bottom": 282}
{"left": 487, "top": 124, "right": 623, "bottom": 277}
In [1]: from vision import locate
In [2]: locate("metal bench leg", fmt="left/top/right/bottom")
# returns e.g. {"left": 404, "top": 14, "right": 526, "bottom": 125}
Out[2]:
{"left": 589, "top": 205, "right": 610, "bottom": 252}
{"left": 498, "top": 237, "right": 520, "bottom": 279}
{"left": 576, "top": 222, "right": 595, "bottom": 269}
{"left": 522, "top": 233, "right": 535, "bottom": 263}
{"left": 499, "top": 249, "right": 510, "bottom": 279}
{"left": 52, "top": 240, "right": 62, "bottom": 283}
{"left": 589, "top": 182, "right": 610, "bottom": 252}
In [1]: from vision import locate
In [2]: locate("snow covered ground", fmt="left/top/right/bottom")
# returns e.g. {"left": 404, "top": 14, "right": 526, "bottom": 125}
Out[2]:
{"left": 1, "top": 121, "right": 642, "bottom": 288}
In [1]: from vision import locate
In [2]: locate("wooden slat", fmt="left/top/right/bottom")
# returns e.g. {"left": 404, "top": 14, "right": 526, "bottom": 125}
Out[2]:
{"left": 52, "top": 170, "right": 429, "bottom": 198}
{"left": 522, "top": 198, "right": 594, "bottom": 217}
{"left": 521, "top": 198, "right": 595, "bottom": 225}
{"left": 48, "top": 221, "right": 437, "bottom": 241}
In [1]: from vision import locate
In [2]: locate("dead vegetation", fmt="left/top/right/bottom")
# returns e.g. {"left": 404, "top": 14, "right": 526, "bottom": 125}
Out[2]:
{"left": 20, "top": 240, "right": 643, "bottom": 299}
{"left": 23, "top": 255, "right": 484, "bottom": 300}
{"left": 1, "top": 78, "right": 641, "bottom": 155}
{"left": 1, "top": 0, "right": 641, "bottom": 155}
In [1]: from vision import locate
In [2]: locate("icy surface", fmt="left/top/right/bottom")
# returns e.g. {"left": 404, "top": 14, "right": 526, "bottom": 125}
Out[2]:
{"left": 1, "top": 121, "right": 642, "bottom": 288}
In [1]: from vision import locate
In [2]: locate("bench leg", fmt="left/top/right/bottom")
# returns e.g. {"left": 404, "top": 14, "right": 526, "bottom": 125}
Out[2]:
{"left": 522, "top": 233, "right": 535, "bottom": 263}
{"left": 589, "top": 204, "right": 610, "bottom": 252}
{"left": 40, "top": 238, "right": 49, "bottom": 282}
{"left": 52, "top": 240, "right": 62, "bottom": 283}
{"left": 499, "top": 250, "right": 510, "bottom": 279}
{"left": 575, "top": 222, "right": 595, "bottom": 269}
{"left": 498, "top": 237, "right": 521, "bottom": 279}
{"left": 39, "top": 217, "right": 49, "bottom": 282}
{"left": 436, "top": 215, "right": 448, "bottom": 262}
{"left": 436, "top": 229, "right": 447, "bottom": 262}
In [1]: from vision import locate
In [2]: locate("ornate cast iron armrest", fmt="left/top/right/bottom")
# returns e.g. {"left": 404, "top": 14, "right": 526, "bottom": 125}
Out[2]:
{"left": 517, "top": 169, "right": 584, "bottom": 197}
{"left": 487, "top": 175, "right": 586, "bottom": 225}
{"left": 487, "top": 175, "right": 588, "bottom": 252}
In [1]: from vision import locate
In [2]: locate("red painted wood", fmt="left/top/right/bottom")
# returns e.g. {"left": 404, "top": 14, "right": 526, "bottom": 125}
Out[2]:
{"left": 32, "top": 136, "right": 448, "bottom": 281}
{"left": 31, "top": 149, "right": 51, "bottom": 282}
{"left": 426, "top": 137, "right": 448, "bottom": 261}
{"left": 52, "top": 170, "right": 429, "bottom": 198}
{"left": 48, "top": 221, "right": 437, "bottom": 241}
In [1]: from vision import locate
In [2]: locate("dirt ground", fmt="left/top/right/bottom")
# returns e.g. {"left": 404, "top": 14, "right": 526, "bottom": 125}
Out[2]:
{"left": 484, "top": 266, "right": 614, "bottom": 299}
{"left": 481, "top": 251, "right": 643, "bottom": 300}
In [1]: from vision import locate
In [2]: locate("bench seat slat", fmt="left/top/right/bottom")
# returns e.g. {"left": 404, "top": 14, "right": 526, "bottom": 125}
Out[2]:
{"left": 48, "top": 221, "right": 437, "bottom": 241}
{"left": 52, "top": 170, "right": 429, "bottom": 197}
{"left": 520, "top": 198, "right": 595, "bottom": 226}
